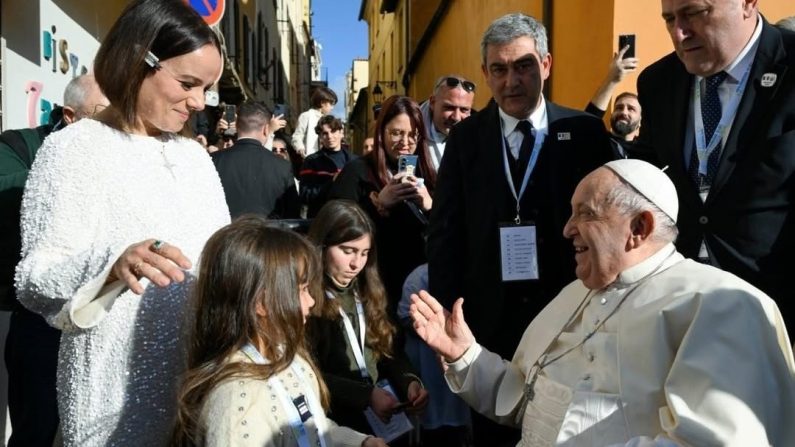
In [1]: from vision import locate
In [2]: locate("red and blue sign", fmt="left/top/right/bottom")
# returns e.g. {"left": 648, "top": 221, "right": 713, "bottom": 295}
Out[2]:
{"left": 185, "top": 0, "right": 225, "bottom": 27}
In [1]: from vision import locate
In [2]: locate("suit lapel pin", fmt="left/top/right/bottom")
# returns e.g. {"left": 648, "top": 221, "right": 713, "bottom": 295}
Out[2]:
{"left": 761, "top": 73, "right": 777, "bottom": 88}
{"left": 557, "top": 132, "right": 571, "bottom": 141}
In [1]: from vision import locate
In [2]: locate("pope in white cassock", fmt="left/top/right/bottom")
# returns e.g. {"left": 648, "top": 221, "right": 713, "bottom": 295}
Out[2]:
{"left": 411, "top": 159, "right": 795, "bottom": 446}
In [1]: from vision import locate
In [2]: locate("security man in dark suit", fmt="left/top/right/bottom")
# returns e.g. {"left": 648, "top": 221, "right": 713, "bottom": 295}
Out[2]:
{"left": 427, "top": 13, "right": 615, "bottom": 446}
{"left": 635, "top": 0, "right": 795, "bottom": 335}
{"left": 212, "top": 101, "right": 299, "bottom": 219}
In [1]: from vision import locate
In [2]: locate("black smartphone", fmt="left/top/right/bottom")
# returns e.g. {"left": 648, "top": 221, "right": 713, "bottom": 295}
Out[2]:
{"left": 619, "top": 34, "right": 636, "bottom": 59}
{"left": 273, "top": 103, "right": 288, "bottom": 119}
{"left": 224, "top": 104, "right": 236, "bottom": 122}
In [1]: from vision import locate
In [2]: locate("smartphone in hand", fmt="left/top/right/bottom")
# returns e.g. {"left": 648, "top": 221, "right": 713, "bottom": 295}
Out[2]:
{"left": 273, "top": 103, "right": 288, "bottom": 119}
{"left": 398, "top": 155, "right": 418, "bottom": 177}
{"left": 224, "top": 104, "right": 236, "bottom": 122}
{"left": 619, "top": 34, "right": 636, "bottom": 59}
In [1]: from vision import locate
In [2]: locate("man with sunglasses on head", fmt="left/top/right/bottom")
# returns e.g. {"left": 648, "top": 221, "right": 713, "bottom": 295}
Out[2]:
{"left": 427, "top": 14, "right": 614, "bottom": 446}
{"left": 420, "top": 75, "right": 476, "bottom": 172}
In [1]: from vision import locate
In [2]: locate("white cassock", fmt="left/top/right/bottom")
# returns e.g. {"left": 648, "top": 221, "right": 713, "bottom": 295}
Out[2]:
{"left": 445, "top": 244, "right": 795, "bottom": 446}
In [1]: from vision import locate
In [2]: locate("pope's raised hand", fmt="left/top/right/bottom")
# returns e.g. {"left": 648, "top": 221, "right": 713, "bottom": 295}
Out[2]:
{"left": 410, "top": 291, "right": 474, "bottom": 362}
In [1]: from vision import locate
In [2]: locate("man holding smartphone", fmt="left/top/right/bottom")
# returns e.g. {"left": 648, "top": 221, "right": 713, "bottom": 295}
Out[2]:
{"left": 585, "top": 40, "right": 641, "bottom": 158}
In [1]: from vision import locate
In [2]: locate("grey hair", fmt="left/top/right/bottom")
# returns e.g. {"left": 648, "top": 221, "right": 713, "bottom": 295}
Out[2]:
{"left": 481, "top": 13, "right": 548, "bottom": 65}
{"left": 604, "top": 178, "right": 679, "bottom": 244}
{"left": 776, "top": 16, "right": 795, "bottom": 32}
{"left": 62, "top": 74, "right": 95, "bottom": 109}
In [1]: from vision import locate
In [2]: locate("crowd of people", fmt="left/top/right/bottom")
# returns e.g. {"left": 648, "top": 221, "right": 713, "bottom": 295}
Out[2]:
{"left": 1, "top": 0, "right": 795, "bottom": 446}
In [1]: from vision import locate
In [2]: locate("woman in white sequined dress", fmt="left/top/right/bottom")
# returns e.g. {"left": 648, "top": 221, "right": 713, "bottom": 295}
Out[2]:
{"left": 14, "top": 1, "right": 229, "bottom": 445}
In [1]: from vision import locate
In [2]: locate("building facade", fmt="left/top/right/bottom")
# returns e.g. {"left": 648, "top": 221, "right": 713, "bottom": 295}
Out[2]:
{"left": 351, "top": 0, "right": 794, "bottom": 142}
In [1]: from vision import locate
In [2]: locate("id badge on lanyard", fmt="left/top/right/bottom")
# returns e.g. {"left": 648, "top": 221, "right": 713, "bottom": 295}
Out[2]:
{"left": 500, "top": 222, "right": 539, "bottom": 281}
{"left": 499, "top": 120, "right": 543, "bottom": 282}
{"left": 241, "top": 343, "right": 328, "bottom": 447}
{"left": 326, "top": 290, "right": 369, "bottom": 379}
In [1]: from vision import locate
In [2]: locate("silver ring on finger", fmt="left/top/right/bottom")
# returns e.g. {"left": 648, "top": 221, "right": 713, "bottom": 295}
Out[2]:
{"left": 151, "top": 239, "right": 166, "bottom": 253}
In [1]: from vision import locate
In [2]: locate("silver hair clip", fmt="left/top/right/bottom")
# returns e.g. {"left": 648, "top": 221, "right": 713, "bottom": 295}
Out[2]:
{"left": 144, "top": 51, "right": 161, "bottom": 69}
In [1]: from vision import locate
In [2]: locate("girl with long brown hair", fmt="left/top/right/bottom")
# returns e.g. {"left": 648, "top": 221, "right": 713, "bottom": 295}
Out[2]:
{"left": 172, "top": 216, "right": 385, "bottom": 446}
{"left": 306, "top": 200, "right": 429, "bottom": 440}
{"left": 328, "top": 95, "right": 435, "bottom": 318}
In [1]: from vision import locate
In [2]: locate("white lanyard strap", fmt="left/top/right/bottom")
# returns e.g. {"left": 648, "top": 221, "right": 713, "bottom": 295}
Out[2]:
{"left": 693, "top": 64, "right": 751, "bottom": 176}
{"left": 326, "top": 290, "right": 369, "bottom": 379}
{"left": 500, "top": 121, "right": 544, "bottom": 223}
{"left": 241, "top": 343, "right": 328, "bottom": 447}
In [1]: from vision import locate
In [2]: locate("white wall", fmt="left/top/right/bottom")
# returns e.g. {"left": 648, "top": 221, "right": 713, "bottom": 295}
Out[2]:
{"left": 2, "top": 0, "right": 101, "bottom": 131}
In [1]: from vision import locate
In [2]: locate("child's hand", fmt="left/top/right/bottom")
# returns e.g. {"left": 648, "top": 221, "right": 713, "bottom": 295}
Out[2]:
{"left": 369, "top": 387, "right": 399, "bottom": 422}
{"left": 405, "top": 380, "right": 429, "bottom": 413}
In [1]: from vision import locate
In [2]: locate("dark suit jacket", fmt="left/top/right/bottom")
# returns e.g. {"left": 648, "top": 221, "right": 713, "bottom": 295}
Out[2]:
{"left": 427, "top": 99, "right": 615, "bottom": 357}
{"left": 635, "top": 21, "right": 795, "bottom": 330}
{"left": 211, "top": 138, "right": 299, "bottom": 219}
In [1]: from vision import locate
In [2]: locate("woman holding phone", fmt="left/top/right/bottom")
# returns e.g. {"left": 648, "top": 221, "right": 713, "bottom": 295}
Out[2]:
{"left": 328, "top": 96, "right": 435, "bottom": 317}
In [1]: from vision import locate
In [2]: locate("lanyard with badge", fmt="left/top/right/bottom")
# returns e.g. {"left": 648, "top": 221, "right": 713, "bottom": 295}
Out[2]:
{"left": 325, "top": 290, "right": 369, "bottom": 378}
{"left": 326, "top": 291, "right": 415, "bottom": 440}
{"left": 241, "top": 343, "right": 328, "bottom": 447}
{"left": 692, "top": 63, "right": 751, "bottom": 188}
{"left": 499, "top": 120, "right": 544, "bottom": 282}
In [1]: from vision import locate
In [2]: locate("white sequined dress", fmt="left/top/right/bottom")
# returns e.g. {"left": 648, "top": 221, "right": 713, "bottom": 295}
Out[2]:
{"left": 15, "top": 119, "right": 230, "bottom": 446}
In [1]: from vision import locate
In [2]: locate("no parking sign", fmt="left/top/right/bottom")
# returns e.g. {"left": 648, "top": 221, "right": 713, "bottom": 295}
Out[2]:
{"left": 185, "top": 0, "right": 225, "bottom": 27}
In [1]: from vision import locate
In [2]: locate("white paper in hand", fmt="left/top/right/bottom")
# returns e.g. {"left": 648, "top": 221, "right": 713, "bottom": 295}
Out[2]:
{"left": 363, "top": 380, "right": 413, "bottom": 442}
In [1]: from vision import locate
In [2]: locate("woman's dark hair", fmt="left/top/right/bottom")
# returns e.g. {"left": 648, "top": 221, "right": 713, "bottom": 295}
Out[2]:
{"left": 171, "top": 216, "right": 327, "bottom": 446}
{"left": 370, "top": 95, "right": 436, "bottom": 190}
{"left": 94, "top": 0, "right": 221, "bottom": 129}
{"left": 307, "top": 200, "right": 395, "bottom": 360}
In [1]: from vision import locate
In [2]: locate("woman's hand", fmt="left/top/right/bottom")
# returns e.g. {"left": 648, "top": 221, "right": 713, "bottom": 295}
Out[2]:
{"left": 405, "top": 380, "right": 429, "bottom": 414}
{"left": 108, "top": 239, "right": 192, "bottom": 295}
{"left": 414, "top": 181, "right": 432, "bottom": 211}
{"left": 377, "top": 180, "right": 420, "bottom": 209}
{"left": 369, "top": 386, "right": 400, "bottom": 422}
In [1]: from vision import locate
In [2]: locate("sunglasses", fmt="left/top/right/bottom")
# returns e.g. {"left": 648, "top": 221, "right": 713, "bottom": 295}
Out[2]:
{"left": 440, "top": 77, "right": 476, "bottom": 93}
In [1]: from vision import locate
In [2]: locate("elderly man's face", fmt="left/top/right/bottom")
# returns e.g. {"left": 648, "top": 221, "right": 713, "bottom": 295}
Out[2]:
{"left": 661, "top": 0, "right": 757, "bottom": 76}
{"left": 430, "top": 86, "right": 474, "bottom": 136}
{"left": 563, "top": 168, "right": 635, "bottom": 290}
{"left": 482, "top": 36, "right": 550, "bottom": 119}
